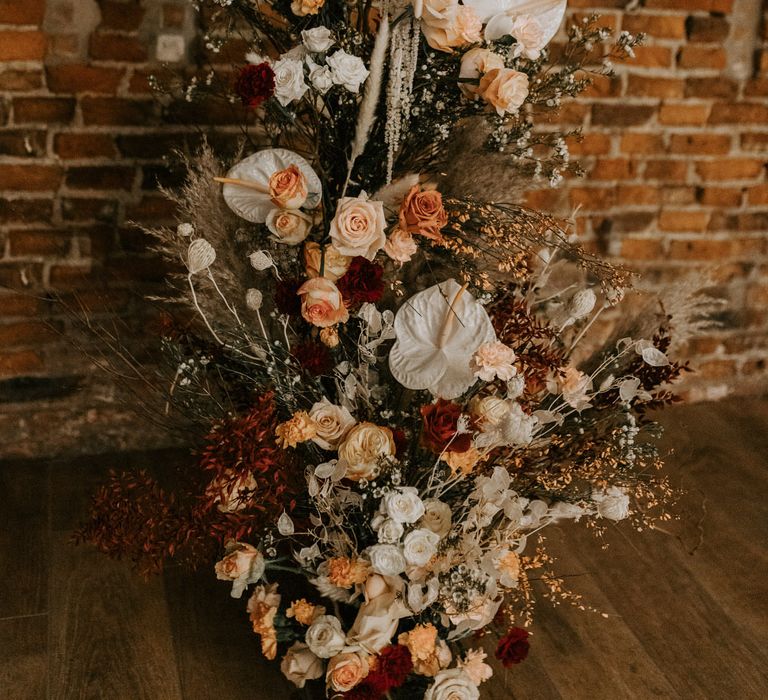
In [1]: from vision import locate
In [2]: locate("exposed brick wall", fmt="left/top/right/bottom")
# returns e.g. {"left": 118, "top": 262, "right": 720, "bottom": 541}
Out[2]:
{"left": 1, "top": 0, "right": 767, "bottom": 458}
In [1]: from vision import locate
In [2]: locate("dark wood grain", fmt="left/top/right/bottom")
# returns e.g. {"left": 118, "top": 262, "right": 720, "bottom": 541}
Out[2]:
{"left": 0, "top": 615, "right": 47, "bottom": 699}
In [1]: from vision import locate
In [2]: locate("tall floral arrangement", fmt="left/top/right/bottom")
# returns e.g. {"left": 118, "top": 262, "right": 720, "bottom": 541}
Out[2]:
{"left": 79, "top": 1, "right": 708, "bottom": 698}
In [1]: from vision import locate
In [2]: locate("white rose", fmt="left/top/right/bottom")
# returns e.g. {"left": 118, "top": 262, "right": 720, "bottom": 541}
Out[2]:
{"left": 306, "top": 58, "right": 334, "bottom": 94}
{"left": 591, "top": 486, "right": 631, "bottom": 521}
{"left": 302, "top": 26, "right": 334, "bottom": 53}
{"left": 383, "top": 487, "right": 425, "bottom": 524}
{"left": 373, "top": 515, "right": 405, "bottom": 544}
{"left": 338, "top": 422, "right": 396, "bottom": 481}
{"left": 265, "top": 209, "right": 313, "bottom": 245}
{"left": 329, "top": 194, "right": 386, "bottom": 260}
{"left": 273, "top": 57, "right": 308, "bottom": 106}
{"left": 425, "top": 669, "right": 480, "bottom": 700}
{"left": 280, "top": 642, "right": 324, "bottom": 688}
{"left": 402, "top": 528, "right": 440, "bottom": 567}
{"left": 327, "top": 49, "right": 369, "bottom": 92}
{"left": 420, "top": 499, "right": 452, "bottom": 538}
{"left": 305, "top": 615, "right": 347, "bottom": 658}
{"left": 367, "top": 544, "right": 407, "bottom": 576}
{"left": 309, "top": 398, "right": 355, "bottom": 450}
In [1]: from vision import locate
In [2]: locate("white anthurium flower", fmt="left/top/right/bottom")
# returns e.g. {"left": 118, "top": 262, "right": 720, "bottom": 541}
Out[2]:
{"left": 465, "top": 0, "right": 566, "bottom": 43}
{"left": 389, "top": 279, "right": 497, "bottom": 399}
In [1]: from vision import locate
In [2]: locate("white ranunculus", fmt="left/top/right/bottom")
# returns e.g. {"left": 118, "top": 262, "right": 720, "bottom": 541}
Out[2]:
{"left": 308, "top": 398, "right": 355, "bottom": 450}
{"left": 383, "top": 487, "right": 425, "bottom": 524}
{"left": 372, "top": 515, "right": 405, "bottom": 544}
{"left": 368, "top": 544, "right": 407, "bottom": 576}
{"left": 327, "top": 49, "right": 370, "bottom": 92}
{"left": 306, "top": 57, "right": 334, "bottom": 94}
{"left": 302, "top": 26, "right": 334, "bottom": 53}
{"left": 280, "top": 642, "right": 324, "bottom": 688}
{"left": 305, "top": 615, "right": 347, "bottom": 658}
{"left": 402, "top": 528, "right": 440, "bottom": 567}
{"left": 425, "top": 668, "right": 480, "bottom": 700}
{"left": 591, "top": 486, "right": 631, "bottom": 521}
{"left": 273, "top": 57, "right": 308, "bottom": 106}
{"left": 420, "top": 499, "right": 452, "bottom": 538}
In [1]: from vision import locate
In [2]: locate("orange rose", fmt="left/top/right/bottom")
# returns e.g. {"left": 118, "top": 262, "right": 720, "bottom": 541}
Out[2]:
{"left": 478, "top": 68, "right": 529, "bottom": 117}
{"left": 269, "top": 164, "right": 308, "bottom": 209}
{"left": 304, "top": 241, "right": 351, "bottom": 281}
{"left": 297, "top": 277, "right": 350, "bottom": 328}
{"left": 399, "top": 185, "right": 448, "bottom": 241}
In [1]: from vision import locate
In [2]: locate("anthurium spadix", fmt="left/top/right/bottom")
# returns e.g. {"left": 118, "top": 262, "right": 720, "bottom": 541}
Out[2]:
{"left": 388, "top": 279, "right": 497, "bottom": 399}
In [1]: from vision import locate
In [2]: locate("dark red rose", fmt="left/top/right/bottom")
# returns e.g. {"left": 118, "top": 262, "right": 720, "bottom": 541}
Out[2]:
{"left": 421, "top": 398, "right": 471, "bottom": 454}
{"left": 275, "top": 278, "right": 302, "bottom": 317}
{"left": 292, "top": 341, "right": 333, "bottom": 376}
{"left": 495, "top": 627, "right": 530, "bottom": 668}
{"left": 235, "top": 62, "right": 275, "bottom": 108}
{"left": 337, "top": 257, "right": 385, "bottom": 308}
{"left": 392, "top": 428, "right": 408, "bottom": 459}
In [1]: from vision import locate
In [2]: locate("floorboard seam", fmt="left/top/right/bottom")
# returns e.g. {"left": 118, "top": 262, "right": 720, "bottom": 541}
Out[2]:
{"left": 0, "top": 611, "right": 48, "bottom": 622}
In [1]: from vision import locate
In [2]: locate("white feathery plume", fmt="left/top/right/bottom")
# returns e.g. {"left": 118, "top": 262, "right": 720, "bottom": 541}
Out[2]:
{"left": 343, "top": 10, "right": 390, "bottom": 196}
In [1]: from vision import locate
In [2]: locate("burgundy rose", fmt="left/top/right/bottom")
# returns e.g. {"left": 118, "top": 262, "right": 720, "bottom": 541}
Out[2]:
{"left": 420, "top": 398, "right": 472, "bottom": 454}
{"left": 235, "top": 62, "right": 275, "bottom": 108}
{"left": 292, "top": 341, "right": 333, "bottom": 376}
{"left": 336, "top": 257, "right": 385, "bottom": 308}
{"left": 274, "top": 278, "right": 302, "bottom": 317}
{"left": 495, "top": 627, "right": 530, "bottom": 668}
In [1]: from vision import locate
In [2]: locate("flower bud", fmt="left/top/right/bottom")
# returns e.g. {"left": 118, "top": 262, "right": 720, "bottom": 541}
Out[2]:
{"left": 320, "top": 326, "right": 340, "bottom": 348}
{"left": 187, "top": 238, "right": 216, "bottom": 274}
{"left": 249, "top": 250, "right": 273, "bottom": 271}
{"left": 246, "top": 288, "right": 263, "bottom": 310}
{"left": 567, "top": 289, "right": 596, "bottom": 320}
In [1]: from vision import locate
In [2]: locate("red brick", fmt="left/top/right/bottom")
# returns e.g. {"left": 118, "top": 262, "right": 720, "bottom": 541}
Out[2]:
{"left": 0, "top": 0, "right": 45, "bottom": 24}
{"left": 621, "top": 238, "right": 664, "bottom": 260}
{"left": 8, "top": 230, "right": 71, "bottom": 256}
{"left": 620, "top": 133, "right": 664, "bottom": 154}
{"left": 566, "top": 133, "right": 612, "bottom": 156}
{"left": 163, "top": 4, "right": 186, "bottom": 28}
{"left": 48, "top": 265, "right": 95, "bottom": 288}
{"left": 0, "top": 198, "right": 53, "bottom": 224}
{"left": 668, "top": 239, "right": 733, "bottom": 260}
{"left": 697, "top": 187, "right": 743, "bottom": 207}
{"left": 0, "top": 165, "right": 62, "bottom": 191}
{"left": 616, "top": 185, "right": 659, "bottom": 206}
{"left": 622, "top": 13, "right": 685, "bottom": 39}
{"left": 661, "top": 187, "right": 697, "bottom": 206}
{"left": 0, "top": 130, "right": 46, "bottom": 158}
{"left": 0, "top": 322, "right": 56, "bottom": 347}
{"left": 581, "top": 73, "right": 622, "bottom": 99}
{"left": 128, "top": 70, "right": 153, "bottom": 94}
{"left": 669, "top": 133, "right": 731, "bottom": 155}
{"left": 13, "top": 97, "right": 75, "bottom": 124}
{"left": 695, "top": 159, "right": 765, "bottom": 181}
{"left": 741, "top": 133, "right": 768, "bottom": 152}
{"left": 61, "top": 198, "right": 118, "bottom": 222}
{"left": 65, "top": 167, "right": 136, "bottom": 190}
{"left": 46, "top": 65, "right": 124, "bottom": 94}
{"left": 658, "top": 103, "right": 710, "bottom": 126}
{"left": 0, "top": 293, "right": 43, "bottom": 317}
{"left": 0, "top": 31, "right": 46, "bottom": 60}
{"left": 646, "top": 0, "right": 731, "bottom": 10}
{"left": 81, "top": 97, "right": 157, "bottom": 125}
{"left": 645, "top": 160, "right": 689, "bottom": 181}
{"left": 125, "top": 196, "right": 177, "bottom": 220}
{"left": 678, "top": 46, "right": 726, "bottom": 70}
{"left": 591, "top": 104, "right": 654, "bottom": 127}
{"left": 54, "top": 134, "right": 117, "bottom": 160}
{"left": 709, "top": 102, "right": 768, "bottom": 124}
{"left": 590, "top": 158, "right": 638, "bottom": 180}
{"left": 630, "top": 46, "right": 673, "bottom": 69}
{"left": 524, "top": 189, "right": 565, "bottom": 211}
{"left": 568, "top": 187, "right": 615, "bottom": 210}
{"left": 116, "top": 132, "right": 192, "bottom": 157}
{"left": 89, "top": 33, "right": 148, "bottom": 62}
{"left": 0, "top": 69, "right": 44, "bottom": 92}
{"left": 658, "top": 210, "right": 711, "bottom": 232}
{"left": 748, "top": 185, "right": 768, "bottom": 205}
{"left": 744, "top": 79, "right": 768, "bottom": 97}
{"left": 0, "top": 350, "right": 43, "bottom": 377}
{"left": 686, "top": 15, "right": 730, "bottom": 42}
{"left": 99, "top": 1, "right": 146, "bottom": 31}
{"left": 627, "top": 75, "right": 684, "bottom": 99}
{"left": 685, "top": 78, "right": 738, "bottom": 99}
{"left": 48, "top": 33, "right": 80, "bottom": 59}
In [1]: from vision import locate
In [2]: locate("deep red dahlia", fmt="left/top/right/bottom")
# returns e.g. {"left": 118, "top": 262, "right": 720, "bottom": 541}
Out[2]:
{"left": 343, "top": 683, "right": 383, "bottom": 700}
{"left": 292, "top": 341, "right": 333, "bottom": 376}
{"left": 373, "top": 644, "right": 413, "bottom": 691}
{"left": 275, "top": 278, "right": 302, "bottom": 317}
{"left": 421, "top": 398, "right": 472, "bottom": 454}
{"left": 495, "top": 627, "right": 530, "bottom": 668}
{"left": 337, "top": 257, "right": 385, "bottom": 307}
{"left": 235, "top": 62, "right": 275, "bottom": 108}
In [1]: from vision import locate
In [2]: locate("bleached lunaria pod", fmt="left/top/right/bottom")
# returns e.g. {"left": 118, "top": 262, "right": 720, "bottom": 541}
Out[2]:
{"left": 388, "top": 279, "right": 497, "bottom": 399}
{"left": 464, "top": 0, "right": 567, "bottom": 44}
{"left": 222, "top": 148, "right": 322, "bottom": 223}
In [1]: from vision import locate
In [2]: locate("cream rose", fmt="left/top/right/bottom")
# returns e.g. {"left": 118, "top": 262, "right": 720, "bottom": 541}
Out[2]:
{"left": 420, "top": 499, "right": 452, "bottom": 538}
{"left": 383, "top": 486, "right": 425, "bottom": 524}
{"left": 478, "top": 68, "right": 529, "bottom": 116}
{"left": 304, "top": 241, "right": 351, "bottom": 281}
{"left": 266, "top": 208, "right": 312, "bottom": 245}
{"left": 458, "top": 48, "right": 505, "bottom": 99}
{"left": 423, "top": 2, "right": 481, "bottom": 53}
{"left": 469, "top": 395, "right": 510, "bottom": 427}
{"left": 338, "top": 422, "right": 395, "bottom": 480}
{"left": 384, "top": 227, "right": 418, "bottom": 262}
{"left": 214, "top": 542, "right": 265, "bottom": 598}
{"left": 280, "top": 642, "right": 324, "bottom": 688}
{"left": 372, "top": 514, "right": 405, "bottom": 544}
{"left": 470, "top": 340, "right": 517, "bottom": 382}
{"left": 326, "top": 651, "right": 370, "bottom": 692}
{"left": 272, "top": 58, "right": 309, "bottom": 106}
{"left": 302, "top": 26, "right": 334, "bottom": 53}
{"left": 509, "top": 15, "right": 546, "bottom": 60}
{"left": 402, "top": 528, "right": 440, "bottom": 567}
{"left": 297, "top": 277, "right": 349, "bottom": 328}
{"left": 330, "top": 195, "right": 387, "bottom": 260}
{"left": 309, "top": 398, "right": 356, "bottom": 450}
{"left": 367, "top": 544, "right": 407, "bottom": 576}
{"left": 306, "top": 615, "right": 347, "bottom": 658}
{"left": 269, "top": 164, "right": 308, "bottom": 209}
{"left": 425, "top": 669, "right": 480, "bottom": 700}
{"left": 326, "top": 49, "right": 370, "bottom": 92}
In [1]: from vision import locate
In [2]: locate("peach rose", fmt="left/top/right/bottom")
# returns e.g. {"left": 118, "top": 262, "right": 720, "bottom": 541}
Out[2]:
{"left": 309, "top": 398, "right": 356, "bottom": 450}
{"left": 458, "top": 48, "right": 505, "bottom": 99}
{"left": 290, "top": 0, "right": 324, "bottom": 16}
{"left": 266, "top": 208, "right": 312, "bottom": 245}
{"left": 297, "top": 277, "right": 350, "bottom": 328}
{"left": 207, "top": 471, "right": 257, "bottom": 514}
{"left": 320, "top": 326, "right": 340, "bottom": 347}
{"left": 478, "top": 68, "right": 529, "bottom": 116}
{"left": 422, "top": 1, "right": 481, "bottom": 53}
{"left": 327, "top": 651, "right": 370, "bottom": 693}
{"left": 304, "top": 241, "right": 351, "bottom": 281}
{"left": 338, "top": 422, "right": 396, "bottom": 481}
{"left": 384, "top": 227, "right": 419, "bottom": 263}
{"left": 214, "top": 542, "right": 265, "bottom": 598}
{"left": 269, "top": 164, "right": 308, "bottom": 209}
{"left": 330, "top": 195, "right": 387, "bottom": 260}
{"left": 399, "top": 185, "right": 448, "bottom": 241}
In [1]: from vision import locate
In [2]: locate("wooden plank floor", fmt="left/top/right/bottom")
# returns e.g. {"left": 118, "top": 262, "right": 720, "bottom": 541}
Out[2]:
{"left": 1, "top": 397, "right": 767, "bottom": 699}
